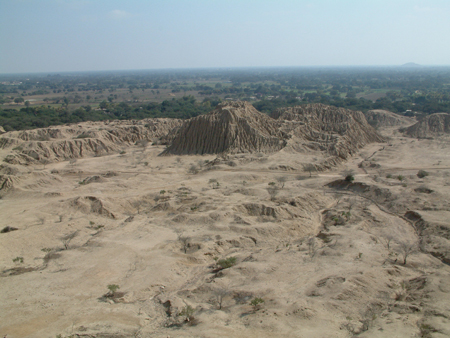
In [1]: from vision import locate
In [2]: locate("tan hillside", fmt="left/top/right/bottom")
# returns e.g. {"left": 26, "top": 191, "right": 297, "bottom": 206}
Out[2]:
{"left": 0, "top": 118, "right": 182, "bottom": 165}
{"left": 162, "top": 101, "right": 287, "bottom": 155}
{"left": 364, "top": 109, "right": 415, "bottom": 128}
{"left": 273, "top": 104, "right": 385, "bottom": 168}
{"left": 404, "top": 113, "right": 450, "bottom": 138}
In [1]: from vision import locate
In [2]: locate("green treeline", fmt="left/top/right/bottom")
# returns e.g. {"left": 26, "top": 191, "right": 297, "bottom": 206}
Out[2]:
{"left": 0, "top": 96, "right": 219, "bottom": 131}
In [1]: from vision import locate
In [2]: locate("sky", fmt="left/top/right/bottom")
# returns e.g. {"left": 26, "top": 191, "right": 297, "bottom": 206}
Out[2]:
{"left": 1, "top": 0, "right": 450, "bottom": 74}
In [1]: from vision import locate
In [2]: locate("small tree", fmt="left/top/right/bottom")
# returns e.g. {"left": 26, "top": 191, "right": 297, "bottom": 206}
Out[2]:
{"left": 40, "top": 158, "right": 50, "bottom": 169}
{"left": 188, "top": 164, "right": 199, "bottom": 174}
{"left": 307, "top": 236, "right": 319, "bottom": 259}
{"left": 106, "top": 284, "right": 120, "bottom": 297}
{"left": 214, "top": 288, "right": 229, "bottom": 310}
{"left": 179, "top": 235, "right": 190, "bottom": 254}
{"left": 303, "top": 163, "right": 317, "bottom": 177}
{"left": 343, "top": 169, "right": 355, "bottom": 182}
{"left": 399, "top": 240, "right": 417, "bottom": 265}
{"left": 276, "top": 176, "right": 287, "bottom": 189}
{"left": 250, "top": 297, "right": 264, "bottom": 311}
{"left": 178, "top": 305, "right": 195, "bottom": 322}
{"left": 267, "top": 186, "right": 279, "bottom": 201}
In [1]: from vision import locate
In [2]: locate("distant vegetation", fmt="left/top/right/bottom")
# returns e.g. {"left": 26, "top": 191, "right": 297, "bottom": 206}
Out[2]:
{"left": 1, "top": 67, "right": 450, "bottom": 131}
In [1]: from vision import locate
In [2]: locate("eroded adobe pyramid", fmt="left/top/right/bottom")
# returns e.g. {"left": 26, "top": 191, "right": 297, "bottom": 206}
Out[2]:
{"left": 161, "top": 101, "right": 287, "bottom": 155}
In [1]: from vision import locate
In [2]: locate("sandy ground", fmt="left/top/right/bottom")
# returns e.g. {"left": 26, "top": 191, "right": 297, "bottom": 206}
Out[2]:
{"left": 1, "top": 125, "right": 450, "bottom": 338}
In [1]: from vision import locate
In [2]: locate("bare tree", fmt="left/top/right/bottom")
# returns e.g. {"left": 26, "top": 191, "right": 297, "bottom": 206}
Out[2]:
{"left": 381, "top": 233, "right": 395, "bottom": 251}
{"left": 267, "top": 186, "right": 279, "bottom": 201}
{"left": 398, "top": 240, "right": 418, "bottom": 265}
{"left": 178, "top": 235, "right": 191, "bottom": 254}
{"left": 40, "top": 158, "right": 50, "bottom": 169}
{"left": 214, "top": 288, "right": 229, "bottom": 310}
{"left": 136, "top": 140, "right": 149, "bottom": 153}
{"left": 307, "top": 236, "right": 319, "bottom": 259}
{"left": 303, "top": 163, "right": 317, "bottom": 177}
{"left": 276, "top": 176, "right": 287, "bottom": 189}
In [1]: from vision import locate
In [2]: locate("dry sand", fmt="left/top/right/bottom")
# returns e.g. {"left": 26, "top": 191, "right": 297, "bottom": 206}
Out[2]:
{"left": 1, "top": 120, "right": 450, "bottom": 338}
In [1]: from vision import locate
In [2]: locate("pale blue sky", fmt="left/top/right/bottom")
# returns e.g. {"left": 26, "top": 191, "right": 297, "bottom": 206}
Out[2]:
{"left": 1, "top": 0, "right": 449, "bottom": 73}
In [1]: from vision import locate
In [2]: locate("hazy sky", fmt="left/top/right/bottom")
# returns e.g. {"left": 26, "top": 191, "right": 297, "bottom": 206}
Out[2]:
{"left": 1, "top": 0, "right": 449, "bottom": 73}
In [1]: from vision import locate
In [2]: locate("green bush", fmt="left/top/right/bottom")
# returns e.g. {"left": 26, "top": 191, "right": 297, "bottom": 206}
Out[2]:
{"left": 107, "top": 284, "right": 120, "bottom": 294}
{"left": 417, "top": 170, "right": 429, "bottom": 178}
{"left": 217, "top": 256, "right": 237, "bottom": 269}
{"left": 345, "top": 174, "right": 355, "bottom": 182}
{"left": 13, "top": 256, "right": 23, "bottom": 263}
{"left": 250, "top": 297, "right": 265, "bottom": 310}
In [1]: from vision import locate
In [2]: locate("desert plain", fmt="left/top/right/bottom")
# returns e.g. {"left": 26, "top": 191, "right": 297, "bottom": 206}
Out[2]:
{"left": 1, "top": 102, "right": 450, "bottom": 338}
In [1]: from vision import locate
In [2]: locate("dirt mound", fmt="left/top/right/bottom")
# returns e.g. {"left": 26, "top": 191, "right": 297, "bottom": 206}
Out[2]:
{"left": 364, "top": 109, "right": 415, "bottom": 128}
{"left": 162, "top": 101, "right": 286, "bottom": 155}
{"left": 404, "top": 113, "right": 450, "bottom": 138}
{"left": 273, "top": 104, "right": 385, "bottom": 161}
{"left": 68, "top": 196, "right": 116, "bottom": 218}
{"left": 0, "top": 118, "right": 182, "bottom": 164}
{"left": 80, "top": 175, "right": 107, "bottom": 185}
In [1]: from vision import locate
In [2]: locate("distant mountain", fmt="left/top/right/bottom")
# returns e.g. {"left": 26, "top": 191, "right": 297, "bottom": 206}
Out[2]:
{"left": 401, "top": 62, "right": 422, "bottom": 67}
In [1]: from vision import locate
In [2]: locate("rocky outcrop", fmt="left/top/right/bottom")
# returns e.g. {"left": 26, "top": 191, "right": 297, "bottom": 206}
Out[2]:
{"left": 162, "top": 101, "right": 287, "bottom": 155}
{"left": 364, "top": 110, "right": 415, "bottom": 128}
{"left": 0, "top": 118, "right": 182, "bottom": 164}
{"left": 273, "top": 104, "right": 385, "bottom": 160}
{"left": 0, "top": 126, "right": 5, "bottom": 134}
{"left": 404, "top": 113, "right": 450, "bottom": 138}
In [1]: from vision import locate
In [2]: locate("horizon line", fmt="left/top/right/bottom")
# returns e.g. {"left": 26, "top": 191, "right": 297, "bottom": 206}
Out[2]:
{"left": 2, "top": 64, "right": 450, "bottom": 76}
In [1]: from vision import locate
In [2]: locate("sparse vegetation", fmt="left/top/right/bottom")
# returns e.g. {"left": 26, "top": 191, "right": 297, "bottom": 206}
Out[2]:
{"left": 107, "top": 284, "right": 120, "bottom": 294}
{"left": 276, "top": 176, "right": 287, "bottom": 189}
{"left": 178, "top": 305, "right": 196, "bottom": 323}
{"left": 398, "top": 240, "right": 418, "bottom": 265}
{"left": 214, "top": 288, "right": 229, "bottom": 310}
{"left": 179, "top": 235, "right": 191, "bottom": 254}
{"left": 188, "top": 164, "right": 199, "bottom": 174}
{"left": 13, "top": 256, "right": 24, "bottom": 263}
{"left": 267, "top": 186, "right": 279, "bottom": 201}
{"left": 343, "top": 169, "right": 355, "bottom": 182}
{"left": 303, "top": 163, "right": 317, "bottom": 177}
{"left": 250, "top": 297, "right": 264, "bottom": 311}
{"left": 307, "top": 237, "right": 319, "bottom": 259}
{"left": 217, "top": 256, "right": 237, "bottom": 270}
{"left": 417, "top": 170, "right": 429, "bottom": 178}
